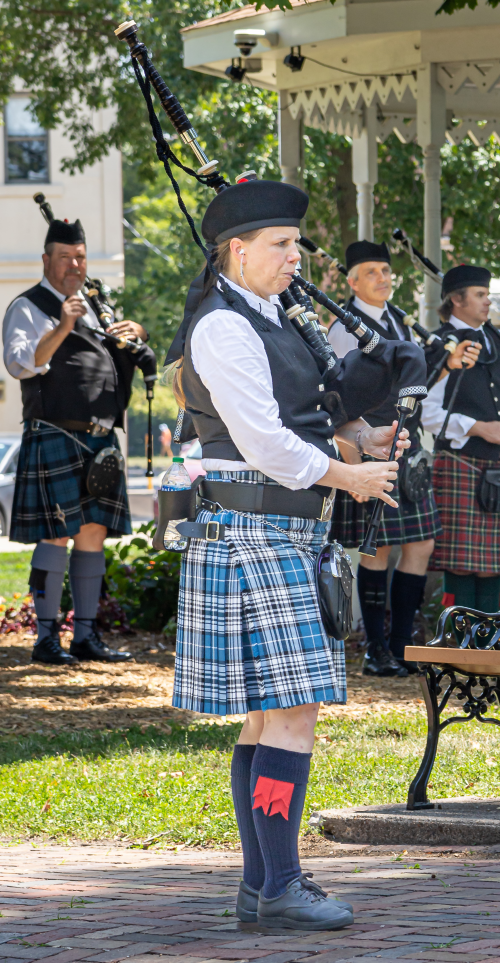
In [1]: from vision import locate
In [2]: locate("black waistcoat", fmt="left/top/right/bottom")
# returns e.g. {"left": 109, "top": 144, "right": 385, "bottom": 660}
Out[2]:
{"left": 182, "top": 285, "right": 336, "bottom": 463}
{"left": 435, "top": 320, "right": 500, "bottom": 460}
{"left": 17, "top": 284, "right": 123, "bottom": 427}
{"left": 341, "top": 297, "right": 421, "bottom": 438}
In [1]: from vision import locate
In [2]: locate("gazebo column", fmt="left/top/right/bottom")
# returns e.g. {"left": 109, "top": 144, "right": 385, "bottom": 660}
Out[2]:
{"left": 278, "top": 91, "right": 303, "bottom": 187}
{"left": 352, "top": 106, "right": 378, "bottom": 242}
{"left": 417, "top": 64, "right": 446, "bottom": 328}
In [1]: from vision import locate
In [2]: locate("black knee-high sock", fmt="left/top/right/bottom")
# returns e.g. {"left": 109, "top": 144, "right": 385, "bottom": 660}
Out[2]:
{"left": 389, "top": 569, "right": 427, "bottom": 660}
{"left": 443, "top": 571, "right": 476, "bottom": 608}
{"left": 231, "top": 744, "right": 265, "bottom": 891}
{"left": 475, "top": 575, "right": 500, "bottom": 613}
{"left": 357, "top": 564, "right": 388, "bottom": 655}
{"left": 250, "top": 744, "right": 311, "bottom": 899}
{"left": 29, "top": 543, "right": 68, "bottom": 643}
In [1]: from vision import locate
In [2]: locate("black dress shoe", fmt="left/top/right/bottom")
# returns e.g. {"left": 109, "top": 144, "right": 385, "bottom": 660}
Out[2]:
{"left": 70, "top": 623, "right": 132, "bottom": 662}
{"left": 396, "top": 658, "right": 419, "bottom": 675}
{"left": 362, "top": 644, "right": 408, "bottom": 677}
{"left": 32, "top": 625, "right": 78, "bottom": 666}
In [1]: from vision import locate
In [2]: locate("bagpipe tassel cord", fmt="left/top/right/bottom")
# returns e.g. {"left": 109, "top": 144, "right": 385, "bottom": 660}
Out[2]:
{"left": 231, "top": 745, "right": 265, "bottom": 891}
{"left": 251, "top": 745, "right": 311, "bottom": 899}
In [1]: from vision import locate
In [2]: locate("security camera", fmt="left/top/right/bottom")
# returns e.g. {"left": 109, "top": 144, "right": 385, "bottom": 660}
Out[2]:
{"left": 284, "top": 46, "right": 305, "bottom": 72}
{"left": 225, "top": 58, "right": 246, "bottom": 82}
{"left": 234, "top": 29, "right": 266, "bottom": 56}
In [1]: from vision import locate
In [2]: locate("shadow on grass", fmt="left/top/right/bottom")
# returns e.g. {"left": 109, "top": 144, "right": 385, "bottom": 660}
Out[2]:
{"left": 0, "top": 722, "right": 243, "bottom": 767}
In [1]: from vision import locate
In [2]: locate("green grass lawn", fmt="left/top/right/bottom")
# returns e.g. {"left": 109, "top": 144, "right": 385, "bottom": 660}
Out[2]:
{"left": 0, "top": 712, "right": 499, "bottom": 845}
{"left": 0, "top": 552, "right": 32, "bottom": 602}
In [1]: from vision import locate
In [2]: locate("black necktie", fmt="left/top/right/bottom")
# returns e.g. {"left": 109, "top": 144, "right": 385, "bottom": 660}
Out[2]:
{"left": 380, "top": 309, "right": 400, "bottom": 341}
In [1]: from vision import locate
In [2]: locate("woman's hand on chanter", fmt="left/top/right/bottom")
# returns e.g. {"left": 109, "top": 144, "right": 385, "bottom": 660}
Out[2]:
{"left": 344, "top": 460, "right": 399, "bottom": 508}
{"left": 360, "top": 422, "right": 410, "bottom": 461}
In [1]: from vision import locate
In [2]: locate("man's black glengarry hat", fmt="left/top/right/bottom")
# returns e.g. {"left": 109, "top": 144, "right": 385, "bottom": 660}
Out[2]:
{"left": 45, "top": 218, "right": 86, "bottom": 247}
{"left": 345, "top": 240, "right": 391, "bottom": 271}
{"left": 201, "top": 180, "right": 309, "bottom": 244}
{"left": 441, "top": 264, "right": 491, "bottom": 298}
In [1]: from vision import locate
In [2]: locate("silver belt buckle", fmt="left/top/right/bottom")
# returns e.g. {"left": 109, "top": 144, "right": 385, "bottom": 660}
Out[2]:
{"left": 206, "top": 521, "right": 220, "bottom": 542}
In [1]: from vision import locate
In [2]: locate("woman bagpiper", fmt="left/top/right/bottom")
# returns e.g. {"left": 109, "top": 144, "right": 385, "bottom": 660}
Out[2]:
{"left": 167, "top": 180, "right": 419, "bottom": 931}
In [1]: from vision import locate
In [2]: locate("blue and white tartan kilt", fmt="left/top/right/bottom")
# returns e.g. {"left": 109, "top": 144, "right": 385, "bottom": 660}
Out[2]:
{"left": 173, "top": 471, "right": 346, "bottom": 716}
{"left": 10, "top": 421, "right": 132, "bottom": 543}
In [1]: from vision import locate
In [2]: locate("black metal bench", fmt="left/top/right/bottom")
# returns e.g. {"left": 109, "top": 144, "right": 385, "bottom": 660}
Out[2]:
{"left": 406, "top": 605, "right": 500, "bottom": 811}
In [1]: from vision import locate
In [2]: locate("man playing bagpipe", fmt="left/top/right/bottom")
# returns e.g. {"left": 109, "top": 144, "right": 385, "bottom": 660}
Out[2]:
{"left": 2, "top": 215, "right": 156, "bottom": 665}
{"left": 421, "top": 265, "right": 500, "bottom": 610}
{"left": 328, "top": 241, "right": 478, "bottom": 675}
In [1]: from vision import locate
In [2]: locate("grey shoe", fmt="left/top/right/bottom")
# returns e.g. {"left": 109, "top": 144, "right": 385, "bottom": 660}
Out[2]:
{"left": 257, "top": 873, "right": 354, "bottom": 931}
{"left": 236, "top": 880, "right": 259, "bottom": 922}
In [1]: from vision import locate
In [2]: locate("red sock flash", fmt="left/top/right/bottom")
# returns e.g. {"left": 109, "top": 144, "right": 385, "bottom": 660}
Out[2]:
{"left": 442, "top": 592, "right": 455, "bottom": 607}
{"left": 252, "top": 775, "right": 294, "bottom": 820}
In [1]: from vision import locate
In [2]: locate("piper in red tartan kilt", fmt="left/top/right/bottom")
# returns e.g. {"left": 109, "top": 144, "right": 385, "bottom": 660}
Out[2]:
{"left": 328, "top": 241, "right": 477, "bottom": 677}
{"left": 422, "top": 264, "right": 500, "bottom": 611}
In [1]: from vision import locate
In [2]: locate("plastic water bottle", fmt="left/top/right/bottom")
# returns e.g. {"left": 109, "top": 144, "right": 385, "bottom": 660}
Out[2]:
{"left": 161, "top": 456, "right": 191, "bottom": 552}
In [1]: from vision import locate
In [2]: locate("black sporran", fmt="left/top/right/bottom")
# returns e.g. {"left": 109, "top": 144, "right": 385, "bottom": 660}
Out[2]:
{"left": 477, "top": 468, "right": 500, "bottom": 513}
{"left": 315, "top": 540, "right": 355, "bottom": 641}
{"left": 86, "top": 447, "right": 125, "bottom": 498}
{"left": 398, "top": 448, "right": 433, "bottom": 503}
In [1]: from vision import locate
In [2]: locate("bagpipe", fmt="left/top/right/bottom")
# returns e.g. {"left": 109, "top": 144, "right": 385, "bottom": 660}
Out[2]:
{"left": 34, "top": 192, "right": 157, "bottom": 482}
{"left": 115, "top": 19, "right": 427, "bottom": 559}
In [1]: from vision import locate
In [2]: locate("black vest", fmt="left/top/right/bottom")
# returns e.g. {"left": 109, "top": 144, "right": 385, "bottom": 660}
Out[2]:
{"left": 435, "top": 320, "right": 500, "bottom": 460}
{"left": 17, "top": 284, "right": 126, "bottom": 427}
{"left": 338, "top": 297, "right": 420, "bottom": 438}
{"left": 182, "top": 286, "right": 336, "bottom": 464}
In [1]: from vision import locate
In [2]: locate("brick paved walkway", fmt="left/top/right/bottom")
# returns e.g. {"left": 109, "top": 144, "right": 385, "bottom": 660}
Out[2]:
{"left": 2, "top": 845, "right": 500, "bottom": 963}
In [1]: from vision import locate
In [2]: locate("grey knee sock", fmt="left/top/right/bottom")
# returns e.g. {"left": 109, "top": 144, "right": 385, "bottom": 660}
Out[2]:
{"left": 30, "top": 543, "right": 68, "bottom": 643}
{"left": 69, "top": 550, "right": 106, "bottom": 644}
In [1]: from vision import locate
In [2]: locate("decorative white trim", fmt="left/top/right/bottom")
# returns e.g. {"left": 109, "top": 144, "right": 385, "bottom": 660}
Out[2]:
{"left": 399, "top": 385, "right": 427, "bottom": 398}
{"left": 437, "top": 61, "right": 500, "bottom": 97}
{"left": 361, "top": 331, "right": 380, "bottom": 354}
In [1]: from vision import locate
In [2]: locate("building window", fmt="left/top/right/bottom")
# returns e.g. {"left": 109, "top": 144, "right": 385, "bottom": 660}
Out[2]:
{"left": 5, "top": 97, "right": 48, "bottom": 183}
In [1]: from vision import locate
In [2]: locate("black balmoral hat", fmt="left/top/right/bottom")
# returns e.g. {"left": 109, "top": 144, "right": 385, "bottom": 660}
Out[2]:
{"left": 345, "top": 240, "right": 391, "bottom": 271}
{"left": 201, "top": 180, "right": 309, "bottom": 244}
{"left": 45, "top": 218, "right": 86, "bottom": 247}
{"left": 442, "top": 264, "right": 491, "bottom": 298}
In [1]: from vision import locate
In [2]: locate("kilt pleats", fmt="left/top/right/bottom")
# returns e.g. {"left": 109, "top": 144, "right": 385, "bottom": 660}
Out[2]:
{"left": 173, "top": 471, "right": 346, "bottom": 716}
{"left": 11, "top": 422, "right": 132, "bottom": 543}
{"left": 430, "top": 451, "right": 500, "bottom": 573}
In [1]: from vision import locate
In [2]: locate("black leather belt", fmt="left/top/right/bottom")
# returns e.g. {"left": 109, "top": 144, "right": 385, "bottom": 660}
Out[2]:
{"left": 30, "top": 419, "right": 112, "bottom": 437}
{"left": 199, "top": 480, "right": 328, "bottom": 520}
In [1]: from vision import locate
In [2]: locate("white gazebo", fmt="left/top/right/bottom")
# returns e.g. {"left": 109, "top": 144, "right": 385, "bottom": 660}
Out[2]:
{"left": 182, "top": 0, "right": 500, "bottom": 324}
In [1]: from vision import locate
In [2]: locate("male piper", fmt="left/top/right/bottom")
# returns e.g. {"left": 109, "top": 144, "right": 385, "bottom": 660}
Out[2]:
{"left": 328, "top": 240, "right": 443, "bottom": 675}
{"left": 421, "top": 265, "right": 500, "bottom": 610}
{"left": 2, "top": 215, "right": 156, "bottom": 665}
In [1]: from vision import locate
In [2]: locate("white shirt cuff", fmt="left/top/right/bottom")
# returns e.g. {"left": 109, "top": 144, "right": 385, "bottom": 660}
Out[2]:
{"left": 447, "top": 413, "right": 476, "bottom": 449}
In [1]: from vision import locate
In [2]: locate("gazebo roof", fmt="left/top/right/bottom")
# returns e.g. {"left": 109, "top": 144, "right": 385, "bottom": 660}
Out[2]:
{"left": 182, "top": 0, "right": 500, "bottom": 146}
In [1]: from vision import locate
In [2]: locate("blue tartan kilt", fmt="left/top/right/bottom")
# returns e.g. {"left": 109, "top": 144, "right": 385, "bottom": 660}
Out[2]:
{"left": 173, "top": 471, "right": 346, "bottom": 717}
{"left": 10, "top": 422, "right": 132, "bottom": 543}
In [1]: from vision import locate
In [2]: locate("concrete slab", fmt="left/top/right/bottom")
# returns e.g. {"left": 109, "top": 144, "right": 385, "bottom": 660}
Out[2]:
{"left": 309, "top": 797, "right": 500, "bottom": 846}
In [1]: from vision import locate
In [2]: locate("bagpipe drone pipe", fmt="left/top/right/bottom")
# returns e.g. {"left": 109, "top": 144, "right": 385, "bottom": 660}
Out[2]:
{"left": 33, "top": 192, "right": 158, "bottom": 481}
{"left": 115, "top": 19, "right": 427, "bottom": 553}
{"left": 391, "top": 226, "right": 460, "bottom": 389}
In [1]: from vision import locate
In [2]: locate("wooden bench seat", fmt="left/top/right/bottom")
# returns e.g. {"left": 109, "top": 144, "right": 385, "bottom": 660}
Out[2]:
{"left": 408, "top": 645, "right": 500, "bottom": 678}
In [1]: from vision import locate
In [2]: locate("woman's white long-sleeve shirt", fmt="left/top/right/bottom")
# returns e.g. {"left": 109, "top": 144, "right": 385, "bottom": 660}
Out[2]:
{"left": 190, "top": 276, "right": 330, "bottom": 490}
